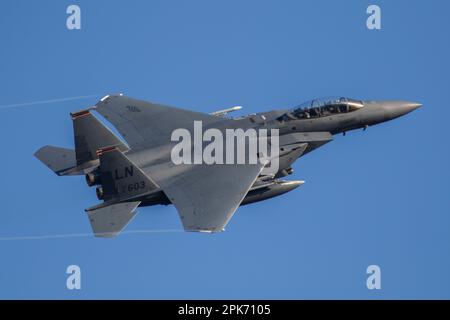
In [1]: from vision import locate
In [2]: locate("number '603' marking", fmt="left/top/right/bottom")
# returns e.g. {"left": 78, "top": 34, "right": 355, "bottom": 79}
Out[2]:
{"left": 121, "top": 181, "right": 146, "bottom": 193}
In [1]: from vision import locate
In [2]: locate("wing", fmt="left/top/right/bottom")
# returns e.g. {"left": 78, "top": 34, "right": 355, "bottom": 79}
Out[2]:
{"left": 95, "top": 94, "right": 265, "bottom": 232}
{"left": 145, "top": 161, "right": 265, "bottom": 232}
{"left": 95, "top": 94, "right": 223, "bottom": 149}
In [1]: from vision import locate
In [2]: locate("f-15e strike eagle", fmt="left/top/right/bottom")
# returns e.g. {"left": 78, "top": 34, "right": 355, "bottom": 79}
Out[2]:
{"left": 35, "top": 95, "right": 421, "bottom": 237}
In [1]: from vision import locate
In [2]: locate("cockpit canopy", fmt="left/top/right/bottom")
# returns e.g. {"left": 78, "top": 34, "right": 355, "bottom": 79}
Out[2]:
{"left": 279, "top": 97, "right": 364, "bottom": 121}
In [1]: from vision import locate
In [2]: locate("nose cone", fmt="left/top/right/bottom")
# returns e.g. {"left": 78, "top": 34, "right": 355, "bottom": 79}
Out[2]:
{"left": 401, "top": 101, "right": 422, "bottom": 113}
{"left": 382, "top": 101, "right": 422, "bottom": 120}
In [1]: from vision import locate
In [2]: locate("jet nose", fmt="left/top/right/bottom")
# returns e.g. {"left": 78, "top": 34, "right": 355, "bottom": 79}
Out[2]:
{"left": 383, "top": 101, "right": 422, "bottom": 120}
{"left": 402, "top": 101, "right": 422, "bottom": 112}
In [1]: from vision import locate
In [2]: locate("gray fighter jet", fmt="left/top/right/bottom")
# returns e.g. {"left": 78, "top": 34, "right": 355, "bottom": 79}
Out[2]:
{"left": 35, "top": 95, "right": 421, "bottom": 237}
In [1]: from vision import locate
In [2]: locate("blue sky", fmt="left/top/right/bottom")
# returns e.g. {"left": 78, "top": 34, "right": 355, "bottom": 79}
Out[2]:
{"left": 0, "top": 0, "right": 449, "bottom": 299}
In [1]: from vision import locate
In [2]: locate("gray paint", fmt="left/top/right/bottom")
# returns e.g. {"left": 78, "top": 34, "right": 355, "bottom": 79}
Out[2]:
{"left": 34, "top": 95, "right": 421, "bottom": 237}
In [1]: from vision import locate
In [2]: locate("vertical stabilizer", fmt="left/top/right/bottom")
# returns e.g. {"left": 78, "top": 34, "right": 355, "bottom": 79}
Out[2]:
{"left": 71, "top": 109, "right": 129, "bottom": 166}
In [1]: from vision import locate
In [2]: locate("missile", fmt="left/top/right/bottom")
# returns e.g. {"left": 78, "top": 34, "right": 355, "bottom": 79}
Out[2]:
{"left": 241, "top": 180, "right": 304, "bottom": 205}
{"left": 210, "top": 106, "right": 243, "bottom": 117}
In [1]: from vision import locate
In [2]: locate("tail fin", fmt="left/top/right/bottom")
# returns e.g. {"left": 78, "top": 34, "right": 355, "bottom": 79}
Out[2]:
{"left": 35, "top": 109, "right": 130, "bottom": 176}
{"left": 71, "top": 109, "right": 129, "bottom": 166}
{"left": 84, "top": 147, "right": 159, "bottom": 237}
{"left": 95, "top": 146, "right": 159, "bottom": 202}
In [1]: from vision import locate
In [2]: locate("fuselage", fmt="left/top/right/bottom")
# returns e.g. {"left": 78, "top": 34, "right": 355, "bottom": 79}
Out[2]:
{"left": 137, "top": 97, "right": 422, "bottom": 208}
{"left": 37, "top": 95, "right": 422, "bottom": 236}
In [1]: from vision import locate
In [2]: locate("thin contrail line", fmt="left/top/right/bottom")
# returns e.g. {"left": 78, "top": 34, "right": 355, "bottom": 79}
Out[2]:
{"left": 0, "top": 229, "right": 183, "bottom": 241}
{"left": 0, "top": 94, "right": 101, "bottom": 110}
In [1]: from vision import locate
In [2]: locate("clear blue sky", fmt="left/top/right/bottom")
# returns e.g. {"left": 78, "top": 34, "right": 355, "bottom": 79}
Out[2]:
{"left": 0, "top": 0, "right": 449, "bottom": 299}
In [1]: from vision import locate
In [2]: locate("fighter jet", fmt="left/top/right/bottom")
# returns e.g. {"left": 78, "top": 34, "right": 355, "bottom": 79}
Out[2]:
{"left": 34, "top": 95, "right": 421, "bottom": 237}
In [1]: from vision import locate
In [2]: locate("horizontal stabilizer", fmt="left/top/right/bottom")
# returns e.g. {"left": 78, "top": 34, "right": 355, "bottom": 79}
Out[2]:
{"left": 34, "top": 145, "right": 83, "bottom": 176}
{"left": 86, "top": 201, "right": 141, "bottom": 237}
